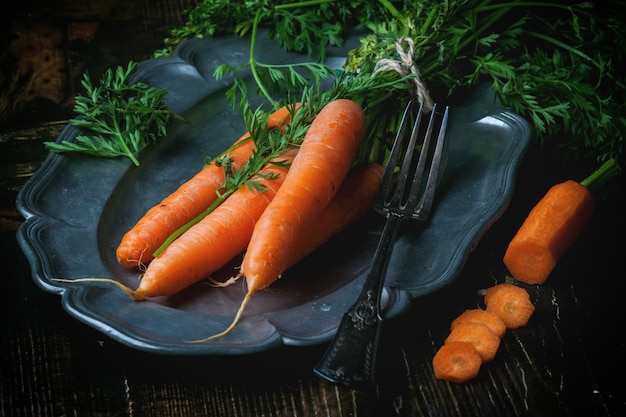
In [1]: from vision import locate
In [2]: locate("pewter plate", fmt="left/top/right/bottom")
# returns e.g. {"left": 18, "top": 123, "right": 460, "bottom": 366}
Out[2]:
{"left": 16, "top": 32, "right": 531, "bottom": 355}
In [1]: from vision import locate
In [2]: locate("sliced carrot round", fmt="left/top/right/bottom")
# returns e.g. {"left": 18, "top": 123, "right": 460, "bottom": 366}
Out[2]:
{"left": 484, "top": 283, "right": 535, "bottom": 329}
{"left": 445, "top": 322, "right": 501, "bottom": 363}
{"left": 451, "top": 308, "right": 507, "bottom": 339}
{"left": 432, "top": 341, "right": 482, "bottom": 383}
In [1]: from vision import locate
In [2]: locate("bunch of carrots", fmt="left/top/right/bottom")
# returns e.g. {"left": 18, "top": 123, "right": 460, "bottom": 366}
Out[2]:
{"left": 62, "top": 98, "right": 391, "bottom": 341}
{"left": 433, "top": 157, "right": 621, "bottom": 383}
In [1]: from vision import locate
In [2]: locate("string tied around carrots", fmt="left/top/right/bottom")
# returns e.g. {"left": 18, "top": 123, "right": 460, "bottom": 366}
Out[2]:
{"left": 374, "top": 36, "right": 433, "bottom": 112}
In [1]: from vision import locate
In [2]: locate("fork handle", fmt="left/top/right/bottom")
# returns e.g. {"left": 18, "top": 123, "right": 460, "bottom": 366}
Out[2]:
{"left": 313, "top": 215, "right": 400, "bottom": 387}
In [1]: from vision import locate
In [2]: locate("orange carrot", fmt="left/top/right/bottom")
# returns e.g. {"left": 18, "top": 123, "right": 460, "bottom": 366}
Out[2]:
{"left": 445, "top": 322, "right": 501, "bottom": 363}
{"left": 115, "top": 105, "right": 296, "bottom": 269}
{"left": 432, "top": 341, "right": 483, "bottom": 383}
{"left": 286, "top": 162, "right": 383, "bottom": 267}
{"left": 484, "top": 283, "right": 535, "bottom": 329}
{"left": 56, "top": 158, "right": 381, "bottom": 301}
{"left": 450, "top": 308, "right": 507, "bottom": 339}
{"left": 502, "top": 180, "right": 594, "bottom": 284}
{"left": 503, "top": 158, "right": 620, "bottom": 285}
{"left": 132, "top": 148, "right": 298, "bottom": 299}
{"left": 194, "top": 98, "right": 367, "bottom": 341}
{"left": 241, "top": 98, "right": 366, "bottom": 289}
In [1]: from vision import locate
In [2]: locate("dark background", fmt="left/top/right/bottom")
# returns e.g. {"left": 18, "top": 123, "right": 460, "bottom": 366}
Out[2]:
{"left": 2, "top": 1, "right": 625, "bottom": 416}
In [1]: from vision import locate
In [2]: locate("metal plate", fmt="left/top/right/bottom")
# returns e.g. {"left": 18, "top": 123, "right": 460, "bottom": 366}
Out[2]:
{"left": 16, "top": 32, "right": 531, "bottom": 355}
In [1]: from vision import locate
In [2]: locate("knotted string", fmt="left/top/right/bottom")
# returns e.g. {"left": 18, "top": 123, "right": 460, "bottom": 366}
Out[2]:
{"left": 375, "top": 37, "right": 433, "bottom": 112}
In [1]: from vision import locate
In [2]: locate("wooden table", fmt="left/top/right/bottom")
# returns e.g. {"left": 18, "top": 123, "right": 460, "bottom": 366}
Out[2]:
{"left": 2, "top": 1, "right": 625, "bottom": 416}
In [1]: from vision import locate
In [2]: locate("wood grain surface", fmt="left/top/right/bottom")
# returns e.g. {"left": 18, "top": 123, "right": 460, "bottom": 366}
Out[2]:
{"left": 2, "top": 1, "right": 625, "bottom": 416}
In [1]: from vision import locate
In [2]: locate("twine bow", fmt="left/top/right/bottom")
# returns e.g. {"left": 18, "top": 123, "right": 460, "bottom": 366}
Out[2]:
{"left": 375, "top": 37, "right": 433, "bottom": 112}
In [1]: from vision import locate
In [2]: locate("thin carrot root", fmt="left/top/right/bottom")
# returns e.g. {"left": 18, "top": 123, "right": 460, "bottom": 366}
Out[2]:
{"left": 187, "top": 291, "right": 253, "bottom": 343}
{"left": 206, "top": 275, "right": 242, "bottom": 288}
{"left": 51, "top": 278, "right": 144, "bottom": 301}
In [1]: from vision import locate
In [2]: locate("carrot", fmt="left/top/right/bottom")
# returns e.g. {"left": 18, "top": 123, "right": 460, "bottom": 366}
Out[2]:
{"left": 286, "top": 161, "right": 383, "bottom": 267}
{"left": 132, "top": 148, "right": 298, "bottom": 299}
{"left": 55, "top": 148, "right": 297, "bottom": 299}
{"left": 503, "top": 158, "right": 620, "bottom": 285}
{"left": 450, "top": 308, "right": 507, "bottom": 339}
{"left": 445, "top": 322, "right": 501, "bottom": 363}
{"left": 432, "top": 341, "right": 483, "bottom": 383}
{"left": 115, "top": 104, "right": 297, "bottom": 268}
{"left": 241, "top": 99, "right": 366, "bottom": 287}
{"left": 484, "top": 283, "right": 535, "bottom": 329}
{"left": 193, "top": 98, "right": 367, "bottom": 341}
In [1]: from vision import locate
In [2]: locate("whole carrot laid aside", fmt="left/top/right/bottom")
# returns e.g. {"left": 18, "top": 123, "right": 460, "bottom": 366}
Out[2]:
{"left": 192, "top": 98, "right": 368, "bottom": 341}
{"left": 115, "top": 104, "right": 297, "bottom": 269}
{"left": 503, "top": 158, "right": 621, "bottom": 285}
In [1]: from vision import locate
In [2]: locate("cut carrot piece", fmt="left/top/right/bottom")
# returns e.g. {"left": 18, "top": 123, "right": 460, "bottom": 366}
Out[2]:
{"left": 484, "top": 283, "right": 535, "bottom": 329}
{"left": 502, "top": 158, "right": 621, "bottom": 286}
{"left": 445, "top": 322, "right": 501, "bottom": 363}
{"left": 450, "top": 308, "right": 507, "bottom": 339}
{"left": 432, "top": 341, "right": 483, "bottom": 383}
{"left": 503, "top": 180, "right": 594, "bottom": 284}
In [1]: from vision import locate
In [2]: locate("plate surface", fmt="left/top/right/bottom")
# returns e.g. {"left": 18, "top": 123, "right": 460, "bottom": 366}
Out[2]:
{"left": 16, "top": 33, "right": 531, "bottom": 355}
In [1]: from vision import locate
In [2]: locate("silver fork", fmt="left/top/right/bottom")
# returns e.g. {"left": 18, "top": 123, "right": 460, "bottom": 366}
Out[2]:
{"left": 313, "top": 101, "right": 449, "bottom": 387}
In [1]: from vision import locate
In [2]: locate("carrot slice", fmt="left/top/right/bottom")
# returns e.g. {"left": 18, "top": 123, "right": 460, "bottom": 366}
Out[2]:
{"left": 432, "top": 341, "right": 483, "bottom": 383}
{"left": 484, "top": 283, "right": 535, "bottom": 329}
{"left": 450, "top": 308, "right": 507, "bottom": 339}
{"left": 445, "top": 322, "right": 501, "bottom": 363}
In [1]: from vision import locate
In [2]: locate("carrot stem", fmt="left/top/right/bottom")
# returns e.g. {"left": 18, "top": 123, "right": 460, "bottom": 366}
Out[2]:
{"left": 152, "top": 189, "right": 234, "bottom": 258}
{"left": 579, "top": 157, "right": 621, "bottom": 189}
{"left": 249, "top": 9, "right": 278, "bottom": 108}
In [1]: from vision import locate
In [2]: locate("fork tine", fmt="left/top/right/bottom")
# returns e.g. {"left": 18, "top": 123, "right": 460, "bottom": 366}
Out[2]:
{"left": 376, "top": 101, "right": 415, "bottom": 211}
{"left": 389, "top": 103, "right": 426, "bottom": 210}
{"left": 409, "top": 104, "right": 449, "bottom": 218}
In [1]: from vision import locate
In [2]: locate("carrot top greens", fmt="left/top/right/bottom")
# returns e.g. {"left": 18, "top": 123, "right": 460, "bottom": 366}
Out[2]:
{"left": 158, "top": 0, "right": 625, "bottom": 167}
{"left": 44, "top": 62, "right": 185, "bottom": 166}
{"left": 51, "top": 1, "right": 625, "bottom": 180}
